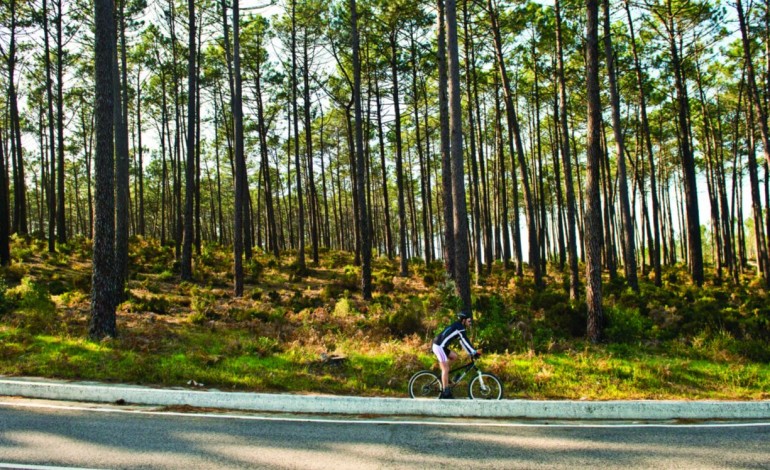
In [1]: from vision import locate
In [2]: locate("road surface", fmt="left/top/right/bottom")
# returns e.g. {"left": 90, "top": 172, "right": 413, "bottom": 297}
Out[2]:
{"left": 1, "top": 397, "right": 768, "bottom": 469}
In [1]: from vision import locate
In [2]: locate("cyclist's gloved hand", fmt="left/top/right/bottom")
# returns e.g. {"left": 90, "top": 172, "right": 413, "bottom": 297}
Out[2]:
{"left": 473, "top": 349, "right": 482, "bottom": 359}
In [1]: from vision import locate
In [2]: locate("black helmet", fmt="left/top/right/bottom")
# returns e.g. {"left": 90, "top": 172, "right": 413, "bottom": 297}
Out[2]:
{"left": 457, "top": 310, "right": 472, "bottom": 321}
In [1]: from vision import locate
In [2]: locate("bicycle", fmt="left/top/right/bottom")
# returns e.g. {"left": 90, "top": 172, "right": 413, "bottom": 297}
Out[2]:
{"left": 408, "top": 357, "right": 503, "bottom": 400}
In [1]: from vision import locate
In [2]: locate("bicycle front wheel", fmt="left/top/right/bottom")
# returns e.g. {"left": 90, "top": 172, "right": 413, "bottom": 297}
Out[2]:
{"left": 408, "top": 370, "right": 441, "bottom": 399}
{"left": 468, "top": 373, "right": 503, "bottom": 400}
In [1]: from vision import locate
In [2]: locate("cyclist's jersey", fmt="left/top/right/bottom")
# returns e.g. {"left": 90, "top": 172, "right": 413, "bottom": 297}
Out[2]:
{"left": 432, "top": 321, "right": 477, "bottom": 356}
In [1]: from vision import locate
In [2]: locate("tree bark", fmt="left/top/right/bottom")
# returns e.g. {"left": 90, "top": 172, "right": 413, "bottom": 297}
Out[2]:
{"left": 585, "top": 0, "right": 604, "bottom": 343}
{"left": 389, "top": 32, "right": 409, "bottom": 276}
{"left": 602, "top": 0, "right": 638, "bottom": 291}
{"left": 232, "top": 0, "right": 245, "bottom": 296}
{"left": 291, "top": 0, "right": 306, "bottom": 270}
{"left": 555, "top": 0, "right": 579, "bottom": 299}
{"left": 437, "top": 0, "right": 455, "bottom": 276}
{"left": 90, "top": 0, "right": 117, "bottom": 340}
{"left": 351, "top": 0, "right": 372, "bottom": 299}
{"left": 181, "top": 0, "right": 196, "bottom": 281}
{"left": 446, "top": 0, "right": 471, "bottom": 311}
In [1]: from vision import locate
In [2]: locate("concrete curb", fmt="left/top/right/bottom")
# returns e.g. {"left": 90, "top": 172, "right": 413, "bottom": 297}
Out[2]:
{"left": 2, "top": 377, "right": 769, "bottom": 420}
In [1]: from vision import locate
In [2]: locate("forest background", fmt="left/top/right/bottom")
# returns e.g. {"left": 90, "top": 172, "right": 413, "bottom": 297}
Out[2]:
{"left": 0, "top": 0, "right": 769, "bottom": 399}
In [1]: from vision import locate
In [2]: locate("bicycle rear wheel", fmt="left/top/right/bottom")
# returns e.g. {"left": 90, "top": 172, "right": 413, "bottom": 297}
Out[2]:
{"left": 408, "top": 370, "right": 441, "bottom": 398}
{"left": 468, "top": 373, "right": 503, "bottom": 400}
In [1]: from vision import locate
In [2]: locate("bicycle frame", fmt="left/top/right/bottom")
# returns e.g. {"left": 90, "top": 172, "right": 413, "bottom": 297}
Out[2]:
{"left": 447, "top": 359, "right": 485, "bottom": 389}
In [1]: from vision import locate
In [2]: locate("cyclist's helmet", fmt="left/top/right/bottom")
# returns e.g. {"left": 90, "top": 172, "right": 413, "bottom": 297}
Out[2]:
{"left": 457, "top": 310, "right": 472, "bottom": 322}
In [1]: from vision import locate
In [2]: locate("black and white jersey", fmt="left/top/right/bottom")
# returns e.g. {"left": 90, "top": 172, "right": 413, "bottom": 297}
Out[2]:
{"left": 432, "top": 320, "right": 477, "bottom": 356}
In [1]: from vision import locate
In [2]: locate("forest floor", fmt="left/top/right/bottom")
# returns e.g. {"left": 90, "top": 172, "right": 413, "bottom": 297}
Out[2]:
{"left": 1, "top": 235, "right": 769, "bottom": 400}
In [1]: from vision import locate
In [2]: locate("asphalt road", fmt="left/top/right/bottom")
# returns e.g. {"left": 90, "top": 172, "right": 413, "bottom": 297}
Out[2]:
{"left": 1, "top": 398, "right": 769, "bottom": 469}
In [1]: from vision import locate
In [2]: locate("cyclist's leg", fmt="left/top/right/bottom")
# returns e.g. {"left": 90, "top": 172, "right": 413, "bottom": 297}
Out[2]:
{"left": 443, "top": 350, "right": 458, "bottom": 389}
{"left": 432, "top": 344, "right": 451, "bottom": 392}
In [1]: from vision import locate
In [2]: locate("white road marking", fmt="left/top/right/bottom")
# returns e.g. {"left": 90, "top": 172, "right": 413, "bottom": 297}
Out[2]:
{"left": 0, "top": 464, "right": 104, "bottom": 470}
{"left": 1, "top": 400, "right": 768, "bottom": 429}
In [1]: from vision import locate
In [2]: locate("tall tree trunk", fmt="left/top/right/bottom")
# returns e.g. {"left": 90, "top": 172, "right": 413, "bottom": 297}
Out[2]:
{"left": 745, "top": 82, "right": 770, "bottom": 285}
{"left": 624, "top": 0, "right": 661, "bottom": 286}
{"left": 232, "top": 0, "right": 245, "bottom": 296}
{"left": 603, "top": 0, "right": 638, "bottom": 291}
{"left": 555, "top": 0, "right": 579, "bottom": 299}
{"left": 488, "top": 0, "right": 540, "bottom": 286}
{"left": 659, "top": 0, "right": 703, "bottom": 285}
{"left": 532, "top": 40, "right": 547, "bottom": 277}
{"left": 389, "top": 32, "right": 409, "bottom": 276}
{"left": 351, "top": 0, "right": 372, "bottom": 299}
{"left": 494, "top": 77, "right": 511, "bottom": 269}
{"left": 254, "top": 36, "right": 279, "bottom": 258}
{"left": 181, "top": 0, "right": 196, "bottom": 281}
{"left": 7, "top": 0, "right": 27, "bottom": 236}
{"left": 302, "top": 31, "right": 319, "bottom": 265}
{"left": 0, "top": 126, "right": 9, "bottom": 265}
{"left": 90, "top": 0, "right": 117, "bottom": 340}
{"left": 43, "top": 0, "right": 57, "bottom": 253}
{"left": 446, "top": 0, "right": 471, "bottom": 311}
{"left": 291, "top": 0, "right": 306, "bottom": 270}
{"left": 114, "top": 0, "right": 130, "bottom": 293}
{"left": 137, "top": 70, "right": 145, "bottom": 236}
{"left": 411, "top": 29, "right": 431, "bottom": 266}
{"left": 462, "top": 0, "right": 483, "bottom": 281}
{"left": 437, "top": 0, "right": 455, "bottom": 276}
{"left": 55, "top": 0, "right": 66, "bottom": 245}
{"left": 585, "top": 0, "right": 604, "bottom": 343}
{"left": 374, "top": 69, "right": 394, "bottom": 259}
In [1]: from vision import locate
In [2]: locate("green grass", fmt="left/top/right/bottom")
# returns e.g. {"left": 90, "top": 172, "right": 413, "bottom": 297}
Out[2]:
{"left": 0, "top": 236, "right": 769, "bottom": 399}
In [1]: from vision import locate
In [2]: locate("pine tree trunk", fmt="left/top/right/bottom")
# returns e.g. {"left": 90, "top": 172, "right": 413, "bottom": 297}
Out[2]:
{"left": 55, "top": 0, "right": 66, "bottom": 244}
{"left": 437, "top": 0, "right": 454, "bottom": 276}
{"left": 659, "top": 0, "right": 703, "bottom": 285}
{"left": 181, "top": 0, "right": 196, "bottom": 281}
{"left": 114, "top": 0, "right": 130, "bottom": 295}
{"left": 555, "top": 0, "right": 579, "bottom": 299}
{"left": 603, "top": 0, "right": 637, "bottom": 291}
{"left": 43, "top": 0, "right": 57, "bottom": 253}
{"left": 462, "top": 0, "right": 483, "bottom": 281}
{"left": 389, "top": 33, "right": 409, "bottom": 276}
{"left": 232, "top": 0, "right": 245, "bottom": 296}
{"left": 446, "top": 0, "right": 471, "bottom": 311}
{"left": 291, "top": 0, "right": 305, "bottom": 270}
{"left": 0, "top": 127, "right": 9, "bottom": 265}
{"left": 374, "top": 70, "right": 394, "bottom": 259}
{"left": 302, "top": 31, "right": 319, "bottom": 265}
{"left": 351, "top": 0, "right": 372, "bottom": 299}
{"left": 90, "top": 0, "right": 118, "bottom": 340}
{"left": 585, "top": 0, "right": 604, "bottom": 343}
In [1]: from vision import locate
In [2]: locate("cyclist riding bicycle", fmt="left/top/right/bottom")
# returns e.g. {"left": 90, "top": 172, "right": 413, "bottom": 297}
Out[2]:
{"left": 432, "top": 310, "right": 481, "bottom": 399}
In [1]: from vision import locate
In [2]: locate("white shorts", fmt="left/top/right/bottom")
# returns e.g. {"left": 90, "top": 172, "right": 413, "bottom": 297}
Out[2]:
{"left": 432, "top": 343, "right": 449, "bottom": 363}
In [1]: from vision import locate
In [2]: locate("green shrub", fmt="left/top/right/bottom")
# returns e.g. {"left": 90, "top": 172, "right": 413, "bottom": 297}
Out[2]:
{"left": 191, "top": 287, "right": 218, "bottom": 320}
{"left": 436, "top": 274, "right": 461, "bottom": 311}
{"left": 0, "top": 277, "right": 10, "bottom": 315}
{"left": 157, "top": 270, "right": 175, "bottom": 282}
{"left": 127, "top": 293, "right": 170, "bottom": 314}
{"left": 246, "top": 258, "right": 264, "bottom": 283}
{"left": 1, "top": 263, "right": 27, "bottom": 282}
{"left": 604, "top": 306, "right": 652, "bottom": 344}
{"left": 372, "top": 270, "right": 394, "bottom": 293}
{"left": 244, "top": 336, "right": 280, "bottom": 357}
{"left": 5, "top": 277, "right": 56, "bottom": 334}
{"left": 473, "top": 294, "right": 515, "bottom": 353}
{"left": 382, "top": 296, "right": 424, "bottom": 336}
{"left": 320, "top": 284, "right": 345, "bottom": 302}
{"left": 250, "top": 287, "right": 263, "bottom": 301}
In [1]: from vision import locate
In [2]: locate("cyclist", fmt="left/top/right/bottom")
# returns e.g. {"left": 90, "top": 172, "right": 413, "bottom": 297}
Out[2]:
{"left": 432, "top": 310, "right": 480, "bottom": 399}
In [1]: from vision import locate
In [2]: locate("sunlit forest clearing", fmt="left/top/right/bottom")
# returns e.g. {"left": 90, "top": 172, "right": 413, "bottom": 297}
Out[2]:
{"left": 1, "top": 236, "right": 768, "bottom": 399}
{"left": 2, "top": 0, "right": 770, "bottom": 398}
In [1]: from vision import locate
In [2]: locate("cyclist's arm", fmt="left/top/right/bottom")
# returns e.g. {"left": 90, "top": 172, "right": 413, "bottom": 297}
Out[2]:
{"left": 458, "top": 329, "right": 477, "bottom": 356}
